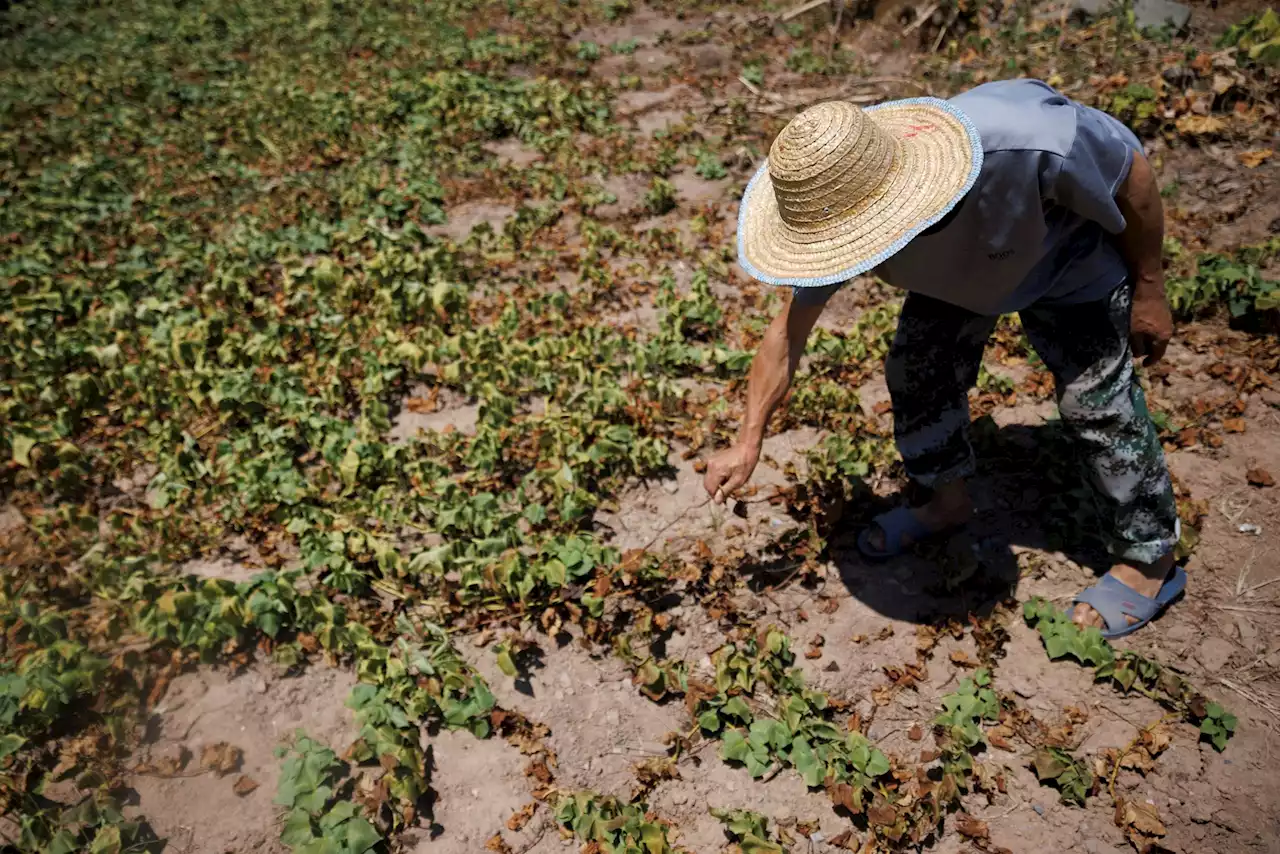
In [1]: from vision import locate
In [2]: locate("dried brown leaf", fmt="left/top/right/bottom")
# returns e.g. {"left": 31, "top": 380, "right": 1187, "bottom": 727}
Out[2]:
{"left": 1175, "top": 114, "right": 1225, "bottom": 136}
{"left": 827, "top": 829, "right": 859, "bottom": 850}
{"left": 232, "top": 775, "right": 259, "bottom": 797}
{"left": 485, "top": 833, "right": 513, "bottom": 853}
{"left": 955, "top": 813, "right": 989, "bottom": 839}
{"left": 199, "top": 742, "right": 242, "bottom": 777}
{"left": 1239, "top": 149, "right": 1274, "bottom": 168}
{"left": 1247, "top": 467, "right": 1275, "bottom": 488}
{"left": 506, "top": 802, "right": 536, "bottom": 832}
{"left": 987, "top": 724, "right": 1015, "bottom": 751}
{"left": 867, "top": 799, "right": 897, "bottom": 827}
{"left": 1116, "top": 798, "right": 1167, "bottom": 841}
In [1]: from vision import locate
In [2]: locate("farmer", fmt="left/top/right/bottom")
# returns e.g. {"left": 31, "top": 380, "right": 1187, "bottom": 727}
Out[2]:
{"left": 703, "top": 79, "right": 1184, "bottom": 638}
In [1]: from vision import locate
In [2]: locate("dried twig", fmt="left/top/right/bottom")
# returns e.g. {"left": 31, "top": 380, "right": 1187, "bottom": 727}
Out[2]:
{"left": 827, "top": 0, "right": 845, "bottom": 59}
{"left": 1108, "top": 712, "right": 1178, "bottom": 802}
{"left": 1238, "top": 575, "right": 1280, "bottom": 598}
{"left": 1216, "top": 676, "right": 1280, "bottom": 724}
{"left": 902, "top": 2, "right": 939, "bottom": 36}
{"left": 931, "top": 9, "right": 960, "bottom": 52}
{"left": 849, "top": 75, "right": 931, "bottom": 92}
{"left": 637, "top": 497, "right": 713, "bottom": 554}
{"left": 778, "top": 0, "right": 831, "bottom": 23}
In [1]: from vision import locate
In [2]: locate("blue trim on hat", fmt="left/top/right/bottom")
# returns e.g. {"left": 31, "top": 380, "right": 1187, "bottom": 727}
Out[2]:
{"left": 735, "top": 97, "right": 984, "bottom": 288}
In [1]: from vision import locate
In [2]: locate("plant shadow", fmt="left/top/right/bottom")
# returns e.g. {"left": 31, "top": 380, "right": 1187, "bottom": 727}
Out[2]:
{"left": 822, "top": 416, "right": 1119, "bottom": 625}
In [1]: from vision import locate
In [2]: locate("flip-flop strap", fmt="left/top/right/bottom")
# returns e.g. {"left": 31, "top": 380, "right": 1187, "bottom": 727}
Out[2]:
{"left": 1074, "top": 574, "right": 1161, "bottom": 634}
{"left": 871, "top": 506, "right": 933, "bottom": 554}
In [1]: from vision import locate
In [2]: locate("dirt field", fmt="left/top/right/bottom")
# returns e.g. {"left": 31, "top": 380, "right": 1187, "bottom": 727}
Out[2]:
{"left": 3, "top": 0, "right": 1280, "bottom": 853}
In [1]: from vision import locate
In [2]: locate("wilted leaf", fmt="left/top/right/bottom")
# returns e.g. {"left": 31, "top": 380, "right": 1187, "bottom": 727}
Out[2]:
{"left": 1238, "top": 148, "right": 1274, "bottom": 168}
{"left": 233, "top": 775, "right": 260, "bottom": 796}
{"left": 506, "top": 802, "right": 536, "bottom": 832}
{"left": 1175, "top": 114, "right": 1226, "bottom": 135}
{"left": 1247, "top": 467, "right": 1275, "bottom": 487}
{"left": 1116, "top": 798, "right": 1167, "bottom": 840}
{"left": 200, "top": 742, "right": 242, "bottom": 777}
{"left": 954, "top": 813, "right": 989, "bottom": 839}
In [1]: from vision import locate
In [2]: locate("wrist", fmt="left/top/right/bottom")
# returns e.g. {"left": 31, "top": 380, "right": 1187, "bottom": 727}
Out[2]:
{"left": 1132, "top": 273, "right": 1165, "bottom": 299}
{"left": 735, "top": 428, "right": 765, "bottom": 454}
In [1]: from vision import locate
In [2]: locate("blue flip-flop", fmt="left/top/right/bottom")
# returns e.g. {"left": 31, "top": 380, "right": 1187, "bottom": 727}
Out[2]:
{"left": 857, "top": 506, "right": 941, "bottom": 561}
{"left": 1073, "top": 565, "right": 1187, "bottom": 639}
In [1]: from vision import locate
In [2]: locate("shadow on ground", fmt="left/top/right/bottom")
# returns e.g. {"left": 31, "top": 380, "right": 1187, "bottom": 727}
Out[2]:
{"left": 820, "top": 417, "right": 1122, "bottom": 624}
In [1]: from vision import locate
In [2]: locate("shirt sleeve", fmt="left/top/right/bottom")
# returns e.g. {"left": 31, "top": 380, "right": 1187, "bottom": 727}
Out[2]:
{"left": 790, "top": 282, "right": 842, "bottom": 308}
{"left": 1048, "top": 105, "right": 1144, "bottom": 235}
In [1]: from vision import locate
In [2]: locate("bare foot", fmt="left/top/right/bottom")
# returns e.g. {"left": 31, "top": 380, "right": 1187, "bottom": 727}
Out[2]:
{"left": 1071, "top": 552, "right": 1176, "bottom": 631}
{"left": 864, "top": 479, "right": 974, "bottom": 552}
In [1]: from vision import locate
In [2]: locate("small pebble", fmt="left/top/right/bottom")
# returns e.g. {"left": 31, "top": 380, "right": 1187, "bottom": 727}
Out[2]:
{"left": 1033, "top": 804, "right": 1045, "bottom": 816}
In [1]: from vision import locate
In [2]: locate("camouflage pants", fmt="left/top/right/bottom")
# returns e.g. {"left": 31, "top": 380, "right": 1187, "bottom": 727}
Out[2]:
{"left": 885, "top": 281, "right": 1178, "bottom": 565}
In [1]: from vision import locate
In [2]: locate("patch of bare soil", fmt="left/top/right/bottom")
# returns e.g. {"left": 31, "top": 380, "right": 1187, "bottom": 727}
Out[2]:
{"left": 426, "top": 200, "right": 517, "bottom": 243}
{"left": 463, "top": 639, "right": 685, "bottom": 795}
{"left": 389, "top": 384, "right": 480, "bottom": 441}
{"left": 484, "top": 138, "right": 543, "bottom": 168}
{"left": 596, "top": 429, "right": 821, "bottom": 554}
{"left": 127, "top": 664, "right": 358, "bottom": 854}
{"left": 403, "top": 730, "right": 538, "bottom": 853}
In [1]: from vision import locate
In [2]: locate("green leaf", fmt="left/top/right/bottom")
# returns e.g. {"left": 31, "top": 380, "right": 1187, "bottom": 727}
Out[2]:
{"left": 864, "top": 749, "right": 890, "bottom": 778}
{"left": 721, "top": 729, "right": 749, "bottom": 763}
{"left": 0, "top": 733, "right": 25, "bottom": 760}
{"left": 697, "top": 710, "right": 721, "bottom": 733}
{"left": 88, "top": 825, "right": 122, "bottom": 854}
{"left": 790, "top": 736, "right": 824, "bottom": 787}
{"left": 744, "top": 750, "right": 771, "bottom": 778}
{"left": 638, "top": 821, "right": 668, "bottom": 853}
{"left": 1044, "top": 634, "right": 1072, "bottom": 660}
{"left": 495, "top": 645, "right": 517, "bottom": 678}
{"left": 343, "top": 816, "right": 383, "bottom": 853}
{"left": 11, "top": 434, "right": 36, "bottom": 468}
{"left": 281, "top": 810, "right": 317, "bottom": 846}
{"left": 722, "top": 696, "right": 752, "bottom": 722}
{"left": 339, "top": 441, "right": 361, "bottom": 489}
{"left": 740, "top": 837, "right": 785, "bottom": 854}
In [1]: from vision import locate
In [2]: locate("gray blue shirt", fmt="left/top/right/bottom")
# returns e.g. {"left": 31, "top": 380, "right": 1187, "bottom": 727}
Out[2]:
{"left": 794, "top": 79, "right": 1144, "bottom": 315}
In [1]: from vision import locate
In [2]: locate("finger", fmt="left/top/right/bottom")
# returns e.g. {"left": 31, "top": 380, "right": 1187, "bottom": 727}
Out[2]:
{"left": 1145, "top": 337, "right": 1169, "bottom": 367}
{"left": 722, "top": 469, "right": 750, "bottom": 498}
{"left": 714, "top": 487, "right": 725, "bottom": 504}
{"left": 703, "top": 467, "right": 726, "bottom": 499}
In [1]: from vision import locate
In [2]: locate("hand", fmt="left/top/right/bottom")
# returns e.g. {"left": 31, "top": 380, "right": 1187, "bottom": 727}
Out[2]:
{"left": 703, "top": 442, "right": 760, "bottom": 503}
{"left": 1130, "top": 288, "right": 1173, "bottom": 366}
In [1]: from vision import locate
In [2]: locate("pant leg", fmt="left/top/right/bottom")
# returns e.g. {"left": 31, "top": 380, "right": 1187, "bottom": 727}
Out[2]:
{"left": 1019, "top": 282, "right": 1178, "bottom": 564}
{"left": 887, "top": 293, "right": 997, "bottom": 489}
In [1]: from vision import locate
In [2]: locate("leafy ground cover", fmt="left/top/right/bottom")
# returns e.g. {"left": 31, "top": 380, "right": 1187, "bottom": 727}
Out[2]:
{"left": 2, "top": 0, "right": 1280, "bottom": 852}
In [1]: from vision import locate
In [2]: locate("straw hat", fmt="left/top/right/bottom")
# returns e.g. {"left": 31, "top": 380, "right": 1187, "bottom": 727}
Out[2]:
{"left": 737, "top": 97, "right": 983, "bottom": 287}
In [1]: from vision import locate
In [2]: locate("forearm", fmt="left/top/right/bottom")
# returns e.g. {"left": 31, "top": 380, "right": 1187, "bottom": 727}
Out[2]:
{"left": 1115, "top": 152, "right": 1165, "bottom": 301}
{"left": 737, "top": 299, "right": 822, "bottom": 447}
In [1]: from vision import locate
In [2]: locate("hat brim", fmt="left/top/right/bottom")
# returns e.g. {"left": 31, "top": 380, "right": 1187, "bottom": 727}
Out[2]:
{"left": 736, "top": 97, "right": 983, "bottom": 288}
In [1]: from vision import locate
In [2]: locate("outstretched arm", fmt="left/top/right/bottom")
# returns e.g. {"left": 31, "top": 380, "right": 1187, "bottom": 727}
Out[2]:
{"left": 703, "top": 293, "right": 826, "bottom": 502}
{"left": 1115, "top": 152, "right": 1172, "bottom": 365}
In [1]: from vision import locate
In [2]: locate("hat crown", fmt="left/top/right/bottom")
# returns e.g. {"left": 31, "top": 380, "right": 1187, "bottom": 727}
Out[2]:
{"left": 768, "top": 101, "right": 897, "bottom": 232}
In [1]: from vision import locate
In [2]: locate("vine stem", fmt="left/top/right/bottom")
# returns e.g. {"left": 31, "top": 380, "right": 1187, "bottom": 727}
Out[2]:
{"left": 1108, "top": 711, "right": 1179, "bottom": 803}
